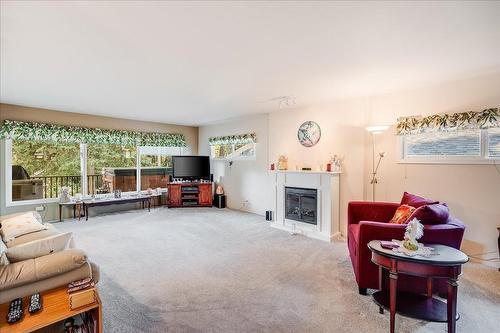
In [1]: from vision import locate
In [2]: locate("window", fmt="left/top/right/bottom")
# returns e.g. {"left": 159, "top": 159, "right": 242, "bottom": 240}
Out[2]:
{"left": 11, "top": 140, "right": 81, "bottom": 201}
{"left": 87, "top": 144, "right": 137, "bottom": 194}
{"left": 210, "top": 143, "right": 256, "bottom": 160}
{"left": 139, "top": 146, "right": 182, "bottom": 190}
{"left": 487, "top": 128, "right": 500, "bottom": 158}
{"left": 5, "top": 139, "right": 188, "bottom": 205}
{"left": 400, "top": 128, "right": 499, "bottom": 163}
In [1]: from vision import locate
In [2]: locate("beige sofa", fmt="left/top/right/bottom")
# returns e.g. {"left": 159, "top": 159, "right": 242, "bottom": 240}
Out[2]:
{"left": 0, "top": 213, "right": 99, "bottom": 303}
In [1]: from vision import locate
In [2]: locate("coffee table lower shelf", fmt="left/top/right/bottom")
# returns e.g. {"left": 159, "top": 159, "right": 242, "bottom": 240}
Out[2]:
{"left": 373, "top": 290, "right": 459, "bottom": 323}
{"left": 0, "top": 286, "right": 102, "bottom": 333}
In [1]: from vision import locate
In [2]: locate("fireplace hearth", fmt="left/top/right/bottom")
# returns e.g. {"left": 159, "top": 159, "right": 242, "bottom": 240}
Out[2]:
{"left": 285, "top": 187, "right": 317, "bottom": 225}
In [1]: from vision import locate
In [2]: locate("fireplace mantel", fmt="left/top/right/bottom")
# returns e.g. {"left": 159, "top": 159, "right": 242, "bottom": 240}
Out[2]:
{"left": 270, "top": 170, "right": 341, "bottom": 242}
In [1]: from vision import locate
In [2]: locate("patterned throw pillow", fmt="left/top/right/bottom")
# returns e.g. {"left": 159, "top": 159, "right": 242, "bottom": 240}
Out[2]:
{"left": 389, "top": 204, "right": 416, "bottom": 224}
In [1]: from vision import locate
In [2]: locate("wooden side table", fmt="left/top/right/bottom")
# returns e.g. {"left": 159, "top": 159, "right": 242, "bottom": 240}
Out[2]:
{"left": 58, "top": 202, "right": 84, "bottom": 222}
{"left": 368, "top": 240, "right": 468, "bottom": 333}
{"left": 0, "top": 286, "right": 102, "bottom": 333}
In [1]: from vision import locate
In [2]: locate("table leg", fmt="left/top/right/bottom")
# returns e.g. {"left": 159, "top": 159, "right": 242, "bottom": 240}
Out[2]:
{"left": 85, "top": 205, "right": 89, "bottom": 221}
{"left": 77, "top": 204, "right": 81, "bottom": 221}
{"left": 447, "top": 278, "right": 458, "bottom": 333}
{"left": 389, "top": 265, "right": 398, "bottom": 333}
{"left": 73, "top": 205, "right": 76, "bottom": 219}
{"left": 427, "top": 278, "right": 433, "bottom": 298}
{"left": 378, "top": 266, "right": 384, "bottom": 314}
{"left": 59, "top": 205, "right": 62, "bottom": 222}
{"left": 148, "top": 199, "right": 151, "bottom": 212}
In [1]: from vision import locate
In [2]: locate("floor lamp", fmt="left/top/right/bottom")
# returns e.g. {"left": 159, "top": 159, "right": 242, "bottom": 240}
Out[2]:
{"left": 365, "top": 125, "right": 389, "bottom": 201}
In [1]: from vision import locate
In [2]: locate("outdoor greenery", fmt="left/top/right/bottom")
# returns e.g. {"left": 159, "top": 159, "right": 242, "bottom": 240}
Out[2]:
{"left": 12, "top": 140, "right": 137, "bottom": 177}
{"left": 12, "top": 140, "right": 81, "bottom": 177}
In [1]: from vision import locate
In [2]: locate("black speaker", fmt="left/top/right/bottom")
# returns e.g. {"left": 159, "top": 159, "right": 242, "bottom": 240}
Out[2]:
{"left": 266, "top": 210, "right": 273, "bottom": 221}
{"left": 210, "top": 173, "right": 214, "bottom": 182}
{"left": 168, "top": 174, "right": 173, "bottom": 182}
{"left": 213, "top": 194, "right": 226, "bottom": 208}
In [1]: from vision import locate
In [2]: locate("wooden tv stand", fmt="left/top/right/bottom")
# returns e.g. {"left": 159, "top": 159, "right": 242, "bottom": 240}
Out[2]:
{"left": 167, "top": 182, "right": 212, "bottom": 208}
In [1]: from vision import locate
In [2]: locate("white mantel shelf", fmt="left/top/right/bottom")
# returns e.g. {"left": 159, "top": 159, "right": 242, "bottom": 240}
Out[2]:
{"left": 271, "top": 170, "right": 342, "bottom": 175}
{"left": 270, "top": 170, "right": 341, "bottom": 242}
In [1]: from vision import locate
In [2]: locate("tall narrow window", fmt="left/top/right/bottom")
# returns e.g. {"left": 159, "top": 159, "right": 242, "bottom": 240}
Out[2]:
{"left": 11, "top": 140, "right": 81, "bottom": 201}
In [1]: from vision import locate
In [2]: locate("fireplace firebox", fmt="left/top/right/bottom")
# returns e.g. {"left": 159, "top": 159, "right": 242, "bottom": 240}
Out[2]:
{"left": 285, "top": 187, "right": 317, "bottom": 225}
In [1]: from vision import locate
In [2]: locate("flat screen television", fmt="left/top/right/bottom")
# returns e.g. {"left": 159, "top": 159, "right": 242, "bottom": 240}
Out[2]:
{"left": 172, "top": 155, "right": 210, "bottom": 180}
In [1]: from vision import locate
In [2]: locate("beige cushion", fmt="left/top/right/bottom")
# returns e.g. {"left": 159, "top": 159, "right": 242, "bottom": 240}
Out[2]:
{"left": 5, "top": 223, "right": 60, "bottom": 248}
{"left": 6, "top": 232, "right": 73, "bottom": 262}
{"left": 0, "top": 239, "right": 9, "bottom": 266}
{"left": 0, "top": 248, "right": 87, "bottom": 291}
{"left": 0, "top": 212, "right": 47, "bottom": 242}
{"left": 0, "top": 211, "right": 43, "bottom": 224}
{"left": 0, "top": 261, "right": 98, "bottom": 304}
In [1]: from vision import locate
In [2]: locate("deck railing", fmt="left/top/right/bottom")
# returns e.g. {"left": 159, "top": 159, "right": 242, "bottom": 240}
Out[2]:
{"left": 31, "top": 175, "right": 104, "bottom": 198}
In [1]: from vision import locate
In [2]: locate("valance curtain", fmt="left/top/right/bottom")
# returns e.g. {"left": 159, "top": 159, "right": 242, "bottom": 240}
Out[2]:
{"left": 396, "top": 107, "right": 499, "bottom": 135}
{"left": 0, "top": 120, "right": 187, "bottom": 147}
{"left": 208, "top": 132, "right": 257, "bottom": 146}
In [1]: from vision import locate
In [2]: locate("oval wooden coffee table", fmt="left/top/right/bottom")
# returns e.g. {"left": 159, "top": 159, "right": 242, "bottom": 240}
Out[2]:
{"left": 368, "top": 240, "right": 468, "bottom": 333}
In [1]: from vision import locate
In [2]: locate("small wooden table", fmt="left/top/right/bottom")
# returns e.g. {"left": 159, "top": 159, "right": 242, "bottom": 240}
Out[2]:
{"left": 58, "top": 202, "right": 85, "bottom": 222}
{"left": 368, "top": 240, "right": 468, "bottom": 333}
{"left": 0, "top": 286, "right": 102, "bottom": 333}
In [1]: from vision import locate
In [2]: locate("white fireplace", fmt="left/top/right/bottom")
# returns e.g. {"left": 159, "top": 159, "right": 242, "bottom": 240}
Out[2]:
{"left": 270, "top": 170, "right": 341, "bottom": 242}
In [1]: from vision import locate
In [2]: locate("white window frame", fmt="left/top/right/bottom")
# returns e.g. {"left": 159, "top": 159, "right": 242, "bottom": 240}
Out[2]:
{"left": 398, "top": 129, "right": 500, "bottom": 164}
{"left": 210, "top": 143, "right": 257, "bottom": 161}
{"left": 5, "top": 139, "right": 187, "bottom": 207}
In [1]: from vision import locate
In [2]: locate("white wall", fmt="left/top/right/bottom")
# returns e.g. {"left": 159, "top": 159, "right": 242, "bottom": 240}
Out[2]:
{"left": 198, "top": 114, "right": 271, "bottom": 215}
{"left": 268, "top": 101, "right": 367, "bottom": 236}
{"left": 363, "top": 73, "right": 500, "bottom": 254}
{"left": 199, "top": 73, "right": 500, "bottom": 255}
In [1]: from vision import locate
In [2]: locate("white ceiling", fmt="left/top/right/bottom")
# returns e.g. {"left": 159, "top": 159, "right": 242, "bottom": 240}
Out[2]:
{"left": 1, "top": 1, "right": 499, "bottom": 126}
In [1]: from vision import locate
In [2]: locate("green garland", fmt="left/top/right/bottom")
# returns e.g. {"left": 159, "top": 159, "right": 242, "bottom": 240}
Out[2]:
{"left": 208, "top": 132, "right": 257, "bottom": 145}
{"left": 396, "top": 108, "right": 499, "bottom": 135}
{"left": 0, "top": 120, "right": 187, "bottom": 147}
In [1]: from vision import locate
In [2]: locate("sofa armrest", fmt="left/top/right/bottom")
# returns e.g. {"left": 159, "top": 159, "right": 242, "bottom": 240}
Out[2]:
{"left": 348, "top": 201, "right": 399, "bottom": 225}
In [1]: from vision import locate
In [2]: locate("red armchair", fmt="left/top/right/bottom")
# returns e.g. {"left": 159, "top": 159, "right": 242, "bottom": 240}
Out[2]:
{"left": 347, "top": 201, "right": 465, "bottom": 295}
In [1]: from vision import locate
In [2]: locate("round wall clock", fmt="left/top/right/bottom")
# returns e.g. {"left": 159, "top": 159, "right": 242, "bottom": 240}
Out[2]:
{"left": 297, "top": 121, "right": 321, "bottom": 147}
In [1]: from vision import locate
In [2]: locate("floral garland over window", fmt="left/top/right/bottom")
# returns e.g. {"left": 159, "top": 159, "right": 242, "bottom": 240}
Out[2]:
{"left": 208, "top": 132, "right": 257, "bottom": 145}
{"left": 0, "top": 120, "right": 187, "bottom": 147}
{"left": 396, "top": 107, "right": 499, "bottom": 135}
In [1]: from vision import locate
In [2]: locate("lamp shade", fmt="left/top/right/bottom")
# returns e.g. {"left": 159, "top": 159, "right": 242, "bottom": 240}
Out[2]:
{"left": 365, "top": 125, "right": 389, "bottom": 134}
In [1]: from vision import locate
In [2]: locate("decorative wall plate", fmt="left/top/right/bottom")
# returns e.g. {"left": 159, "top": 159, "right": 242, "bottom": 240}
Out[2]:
{"left": 297, "top": 121, "right": 321, "bottom": 147}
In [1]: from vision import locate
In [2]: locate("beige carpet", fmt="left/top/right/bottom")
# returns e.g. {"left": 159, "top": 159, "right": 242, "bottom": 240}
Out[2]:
{"left": 55, "top": 208, "right": 500, "bottom": 333}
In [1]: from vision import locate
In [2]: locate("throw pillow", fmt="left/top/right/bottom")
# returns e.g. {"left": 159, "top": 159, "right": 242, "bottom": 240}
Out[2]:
{"left": 0, "top": 212, "right": 47, "bottom": 242}
{"left": 6, "top": 223, "right": 60, "bottom": 248}
{"left": 389, "top": 204, "right": 416, "bottom": 224}
{"left": 0, "top": 239, "right": 9, "bottom": 266}
{"left": 6, "top": 232, "right": 72, "bottom": 262}
{"left": 409, "top": 203, "right": 450, "bottom": 225}
{"left": 400, "top": 192, "right": 439, "bottom": 208}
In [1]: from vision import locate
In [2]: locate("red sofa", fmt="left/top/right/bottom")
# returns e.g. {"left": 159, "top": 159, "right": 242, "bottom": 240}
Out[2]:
{"left": 347, "top": 201, "right": 465, "bottom": 295}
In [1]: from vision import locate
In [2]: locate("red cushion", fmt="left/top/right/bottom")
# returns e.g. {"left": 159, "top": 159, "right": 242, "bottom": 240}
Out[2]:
{"left": 409, "top": 203, "right": 450, "bottom": 225}
{"left": 400, "top": 191, "right": 438, "bottom": 208}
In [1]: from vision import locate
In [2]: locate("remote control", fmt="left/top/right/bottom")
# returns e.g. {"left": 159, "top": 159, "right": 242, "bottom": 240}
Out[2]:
{"left": 7, "top": 298, "right": 23, "bottom": 324}
{"left": 28, "top": 293, "right": 42, "bottom": 314}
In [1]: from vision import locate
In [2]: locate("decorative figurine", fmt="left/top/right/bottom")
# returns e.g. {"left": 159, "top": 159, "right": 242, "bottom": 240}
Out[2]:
{"left": 277, "top": 155, "right": 288, "bottom": 170}
{"left": 403, "top": 218, "right": 424, "bottom": 251}
{"left": 216, "top": 185, "right": 224, "bottom": 195}
{"left": 59, "top": 187, "right": 71, "bottom": 203}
